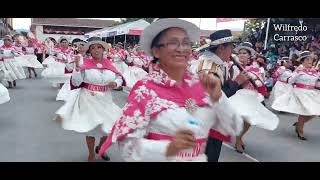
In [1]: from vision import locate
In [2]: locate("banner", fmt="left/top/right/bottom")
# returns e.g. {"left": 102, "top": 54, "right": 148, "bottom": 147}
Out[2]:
{"left": 128, "top": 29, "right": 143, "bottom": 35}
{"left": 216, "top": 18, "right": 252, "bottom": 23}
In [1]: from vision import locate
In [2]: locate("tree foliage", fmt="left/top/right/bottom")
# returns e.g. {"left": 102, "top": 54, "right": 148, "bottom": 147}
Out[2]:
{"left": 120, "top": 18, "right": 157, "bottom": 24}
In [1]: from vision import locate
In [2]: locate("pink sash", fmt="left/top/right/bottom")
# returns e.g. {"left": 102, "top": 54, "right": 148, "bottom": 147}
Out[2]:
{"left": 295, "top": 83, "right": 316, "bottom": 90}
{"left": 82, "top": 83, "right": 109, "bottom": 92}
{"left": 147, "top": 132, "right": 207, "bottom": 158}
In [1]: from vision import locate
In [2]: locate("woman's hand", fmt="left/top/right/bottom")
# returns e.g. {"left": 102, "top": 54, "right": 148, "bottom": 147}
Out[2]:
{"left": 199, "top": 72, "right": 222, "bottom": 102}
{"left": 73, "top": 55, "right": 81, "bottom": 67}
{"left": 166, "top": 130, "right": 196, "bottom": 157}
{"left": 234, "top": 71, "right": 250, "bottom": 85}
{"left": 108, "top": 81, "right": 117, "bottom": 89}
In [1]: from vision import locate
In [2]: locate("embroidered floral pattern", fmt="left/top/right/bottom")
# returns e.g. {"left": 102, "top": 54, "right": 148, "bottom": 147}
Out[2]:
{"left": 102, "top": 63, "right": 210, "bottom": 151}
{"left": 122, "top": 103, "right": 133, "bottom": 112}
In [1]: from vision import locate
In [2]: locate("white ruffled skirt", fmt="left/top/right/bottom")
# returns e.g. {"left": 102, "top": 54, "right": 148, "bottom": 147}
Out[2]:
{"left": 56, "top": 79, "right": 77, "bottom": 101}
{"left": 2, "top": 58, "right": 26, "bottom": 80}
{"left": 55, "top": 88, "right": 122, "bottom": 134}
{"left": 0, "top": 61, "right": 17, "bottom": 82}
{"left": 123, "top": 66, "right": 148, "bottom": 88}
{"left": 228, "top": 89, "right": 279, "bottom": 130}
{"left": 41, "top": 61, "right": 71, "bottom": 84}
{"left": 113, "top": 61, "right": 128, "bottom": 75}
{"left": 15, "top": 55, "right": 43, "bottom": 69}
{"left": 269, "top": 81, "right": 293, "bottom": 105}
{"left": 42, "top": 56, "right": 57, "bottom": 66}
{"left": 272, "top": 87, "right": 320, "bottom": 116}
{"left": 0, "top": 83, "right": 10, "bottom": 104}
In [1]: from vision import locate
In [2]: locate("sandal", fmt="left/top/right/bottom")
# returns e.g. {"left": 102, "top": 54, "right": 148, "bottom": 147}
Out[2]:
{"left": 95, "top": 146, "right": 110, "bottom": 161}
{"left": 235, "top": 143, "right": 244, "bottom": 154}
{"left": 293, "top": 122, "right": 307, "bottom": 141}
{"left": 101, "top": 154, "right": 110, "bottom": 161}
{"left": 95, "top": 146, "right": 100, "bottom": 154}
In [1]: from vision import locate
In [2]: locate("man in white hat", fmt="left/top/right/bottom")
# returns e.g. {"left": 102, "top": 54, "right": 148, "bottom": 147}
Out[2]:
{"left": 191, "top": 29, "right": 250, "bottom": 162}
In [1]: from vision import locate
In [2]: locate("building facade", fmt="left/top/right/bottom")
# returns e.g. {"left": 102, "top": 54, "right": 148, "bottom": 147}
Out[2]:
{"left": 0, "top": 18, "right": 14, "bottom": 38}
{"left": 30, "top": 18, "right": 116, "bottom": 43}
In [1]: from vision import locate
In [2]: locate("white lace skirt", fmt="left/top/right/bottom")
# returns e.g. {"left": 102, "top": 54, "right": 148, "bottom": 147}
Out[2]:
{"left": 269, "top": 81, "right": 293, "bottom": 105}
{"left": 42, "top": 56, "right": 56, "bottom": 66}
{"left": 15, "top": 55, "right": 43, "bottom": 68}
{"left": 228, "top": 89, "right": 279, "bottom": 130}
{"left": 56, "top": 79, "right": 74, "bottom": 101}
{"left": 113, "top": 61, "right": 128, "bottom": 74}
{"left": 41, "top": 61, "right": 71, "bottom": 84}
{"left": 56, "top": 88, "right": 122, "bottom": 134}
{"left": 167, "top": 154, "right": 207, "bottom": 162}
{"left": 123, "top": 66, "right": 148, "bottom": 88}
{"left": 272, "top": 88, "right": 320, "bottom": 116}
{"left": 2, "top": 58, "right": 26, "bottom": 80}
{"left": 0, "top": 61, "right": 17, "bottom": 82}
{"left": 85, "top": 125, "right": 107, "bottom": 139}
{"left": 0, "top": 83, "right": 10, "bottom": 104}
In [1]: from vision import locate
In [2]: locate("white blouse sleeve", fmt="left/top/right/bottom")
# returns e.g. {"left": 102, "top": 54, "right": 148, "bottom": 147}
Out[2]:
{"left": 126, "top": 55, "right": 133, "bottom": 63}
{"left": 12, "top": 50, "right": 20, "bottom": 57}
{"left": 208, "top": 92, "right": 243, "bottom": 136}
{"left": 287, "top": 71, "right": 300, "bottom": 85}
{"left": 114, "top": 74, "right": 123, "bottom": 88}
{"left": 231, "top": 65, "right": 241, "bottom": 81}
{"left": 65, "top": 62, "right": 74, "bottom": 72}
{"left": 71, "top": 70, "right": 84, "bottom": 87}
{"left": 119, "top": 136, "right": 171, "bottom": 162}
{"left": 189, "top": 60, "right": 200, "bottom": 75}
{"left": 259, "top": 68, "right": 266, "bottom": 81}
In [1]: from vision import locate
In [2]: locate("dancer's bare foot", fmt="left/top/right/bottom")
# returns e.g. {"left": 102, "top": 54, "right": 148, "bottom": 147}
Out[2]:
{"left": 88, "top": 154, "right": 96, "bottom": 162}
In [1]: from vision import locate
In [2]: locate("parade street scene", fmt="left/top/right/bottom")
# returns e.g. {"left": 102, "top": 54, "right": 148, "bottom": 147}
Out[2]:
{"left": 1, "top": 18, "right": 320, "bottom": 162}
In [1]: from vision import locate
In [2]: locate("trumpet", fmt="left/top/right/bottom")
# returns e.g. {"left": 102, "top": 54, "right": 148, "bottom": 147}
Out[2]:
{"left": 230, "top": 54, "right": 258, "bottom": 89}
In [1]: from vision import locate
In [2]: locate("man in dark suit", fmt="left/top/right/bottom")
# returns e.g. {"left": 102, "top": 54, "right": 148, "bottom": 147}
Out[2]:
{"left": 195, "top": 29, "right": 250, "bottom": 162}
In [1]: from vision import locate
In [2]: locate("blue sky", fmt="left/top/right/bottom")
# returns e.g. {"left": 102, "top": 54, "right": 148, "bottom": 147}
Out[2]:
{"left": 12, "top": 18, "right": 246, "bottom": 31}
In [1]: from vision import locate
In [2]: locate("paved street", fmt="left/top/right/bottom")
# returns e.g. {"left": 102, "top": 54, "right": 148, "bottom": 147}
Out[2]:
{"left": 1, "top": 70, "right": 320, "bottom": 162}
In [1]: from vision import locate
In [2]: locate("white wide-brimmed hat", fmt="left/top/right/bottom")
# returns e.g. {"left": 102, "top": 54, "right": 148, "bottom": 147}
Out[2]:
{"left": 297, "top": 51, "right": 313, "bottom": 62}
{"left": 84, "top": 37, "right": 111, "bottom": 52}
{"left": 3, "top": 35, "right": 12, "bottom": 42}
{"left": 277, "top": 56, "right": 289, "bottom": 65}
{"left": 235, "top": 42, "right": 256, "bottom": 56}
{"left": 140, "top": 18, "right": 200, "bottom": 56}
{"left": 281, "top": 56, "right": 289, "bottom": 61}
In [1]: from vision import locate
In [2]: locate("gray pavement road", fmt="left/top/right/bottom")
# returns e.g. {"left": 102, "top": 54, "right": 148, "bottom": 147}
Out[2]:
{"left": 0, "top": 72, "right": 319, "bottom": 162}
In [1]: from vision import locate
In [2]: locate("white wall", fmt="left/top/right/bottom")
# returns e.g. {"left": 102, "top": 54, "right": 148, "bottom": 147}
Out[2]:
{"left": 34, "top": 25, "right": 86, "bottom": 42}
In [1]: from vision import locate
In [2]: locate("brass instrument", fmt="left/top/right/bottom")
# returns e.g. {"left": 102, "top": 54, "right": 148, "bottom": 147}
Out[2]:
{"left": 230, "top": 54, "right": 258, "bottom": 89}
